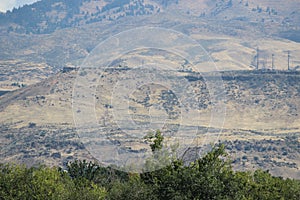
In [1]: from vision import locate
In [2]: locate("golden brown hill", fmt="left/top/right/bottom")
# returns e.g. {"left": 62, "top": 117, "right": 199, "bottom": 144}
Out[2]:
{"left": 0, "top": 69, "right": 299, "bottom": 178}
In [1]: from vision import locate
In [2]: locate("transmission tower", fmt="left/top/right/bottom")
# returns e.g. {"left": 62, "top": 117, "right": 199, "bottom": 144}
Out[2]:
{"left": 272, "top": 54, "right": 274, "bottom": 70}
{"left": 256, "top": 47, "right": 259, "bottom": 70}
{"left": 288, "top": 51, "right": 291, "bottom": 70}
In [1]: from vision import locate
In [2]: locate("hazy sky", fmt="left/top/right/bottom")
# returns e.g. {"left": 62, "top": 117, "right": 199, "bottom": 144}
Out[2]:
{"left": 0, "top": 0, "right": 38, "bottom": 12}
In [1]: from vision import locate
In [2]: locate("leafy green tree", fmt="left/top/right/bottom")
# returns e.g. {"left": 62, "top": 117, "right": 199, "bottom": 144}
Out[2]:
{"left": 0, "top": 163, "right": 107, "bottom": 200}
{"left": 1, "top": 130, "right": 300, "bottom": 200}
{"left": 0, "top": 163, "right": 35, "bottom": 200}
{"left": 65, "top": 159, "right": 128, "bottom": 189}
{"left": 141, "top": 144, "right": 236, "bottom": 199}
{"left": 0, "top": 164, "right": 72, "bottom": 200}
{"left": 150, "top": 130, "right": 164, "bottom": 152}
{"left": 107, "top": 175, "right": 157, "bottom": 200}
{"left": 66, "top": 159, "right": 99, "bottom": 181}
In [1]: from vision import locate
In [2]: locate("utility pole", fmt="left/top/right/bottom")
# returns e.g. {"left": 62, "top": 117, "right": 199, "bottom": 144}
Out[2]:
{"left": 272, "top": 54, "right": 274, "bottom": 70}
{"left": 288, "top": 51, "right": 290, "bottom": 70}
{"left": 256, "top": 47, "right": 259, "bottom": 70}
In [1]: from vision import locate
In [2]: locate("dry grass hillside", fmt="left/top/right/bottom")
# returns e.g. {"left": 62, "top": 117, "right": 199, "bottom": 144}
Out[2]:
{"left": 0, "top": 0, "right": 299, "bottom": 178}
{"left": 1, "top": 13, "right": 300, "bottom": 93}
{"left": 0, "top": 68, "right": 299, "bottom": 178}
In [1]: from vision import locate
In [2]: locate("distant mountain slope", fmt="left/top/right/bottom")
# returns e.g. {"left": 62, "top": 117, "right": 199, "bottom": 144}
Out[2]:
{"left": 0, "top": 2, "right": 299, "bottom": 95}
{"left": 0, "top": 0, "right": 299, "bottom": 93}
{"left": 0, "top": 0, "right": 299, "bottom": 38}
{"left": 0, "top": 0, "right": 162, "bottom": 34}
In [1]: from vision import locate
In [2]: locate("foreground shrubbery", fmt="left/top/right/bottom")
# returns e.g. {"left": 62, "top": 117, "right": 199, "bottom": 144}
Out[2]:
{"left": 1, "top": 138, "right": 300, "bottom": 199}
{"left": 0, "top": 163, "right": 107, "bottom": 200}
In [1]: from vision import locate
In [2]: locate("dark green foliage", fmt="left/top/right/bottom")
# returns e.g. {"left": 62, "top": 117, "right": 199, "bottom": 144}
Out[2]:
{"left": 140, "top": 144, "right": 300, "bottom": 200}
{"left": 65, "top": 159, "right": 128, "bottom": 188}
{"left": 150, "top": 130, "right": 164, "bottom": 152}
{"left": 107, "top": 175, "right": 157, "bottom": 200}
{"left": 0, "top": 163, "right": 106, "bottom": 200}
{"left": 141, "top": 144, "right": 237, "bottom": 199}
{"left": 0, "top": 144, "right": 299, "bottom": 200}
{"left": 66, "top": 159, "right": 99, "bottom": 181}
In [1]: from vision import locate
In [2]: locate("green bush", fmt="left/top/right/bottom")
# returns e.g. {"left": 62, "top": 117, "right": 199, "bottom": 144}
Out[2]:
{"left": 0, "top": 142, "right": 299, "bottom": 200}
{"left": 0, "top": 164, "right": 106, "bottom": 200}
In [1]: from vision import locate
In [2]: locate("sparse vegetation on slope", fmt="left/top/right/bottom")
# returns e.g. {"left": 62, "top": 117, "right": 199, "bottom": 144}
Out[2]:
{"left": 0, "top": 70, "right": 299, "bottom": 178}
